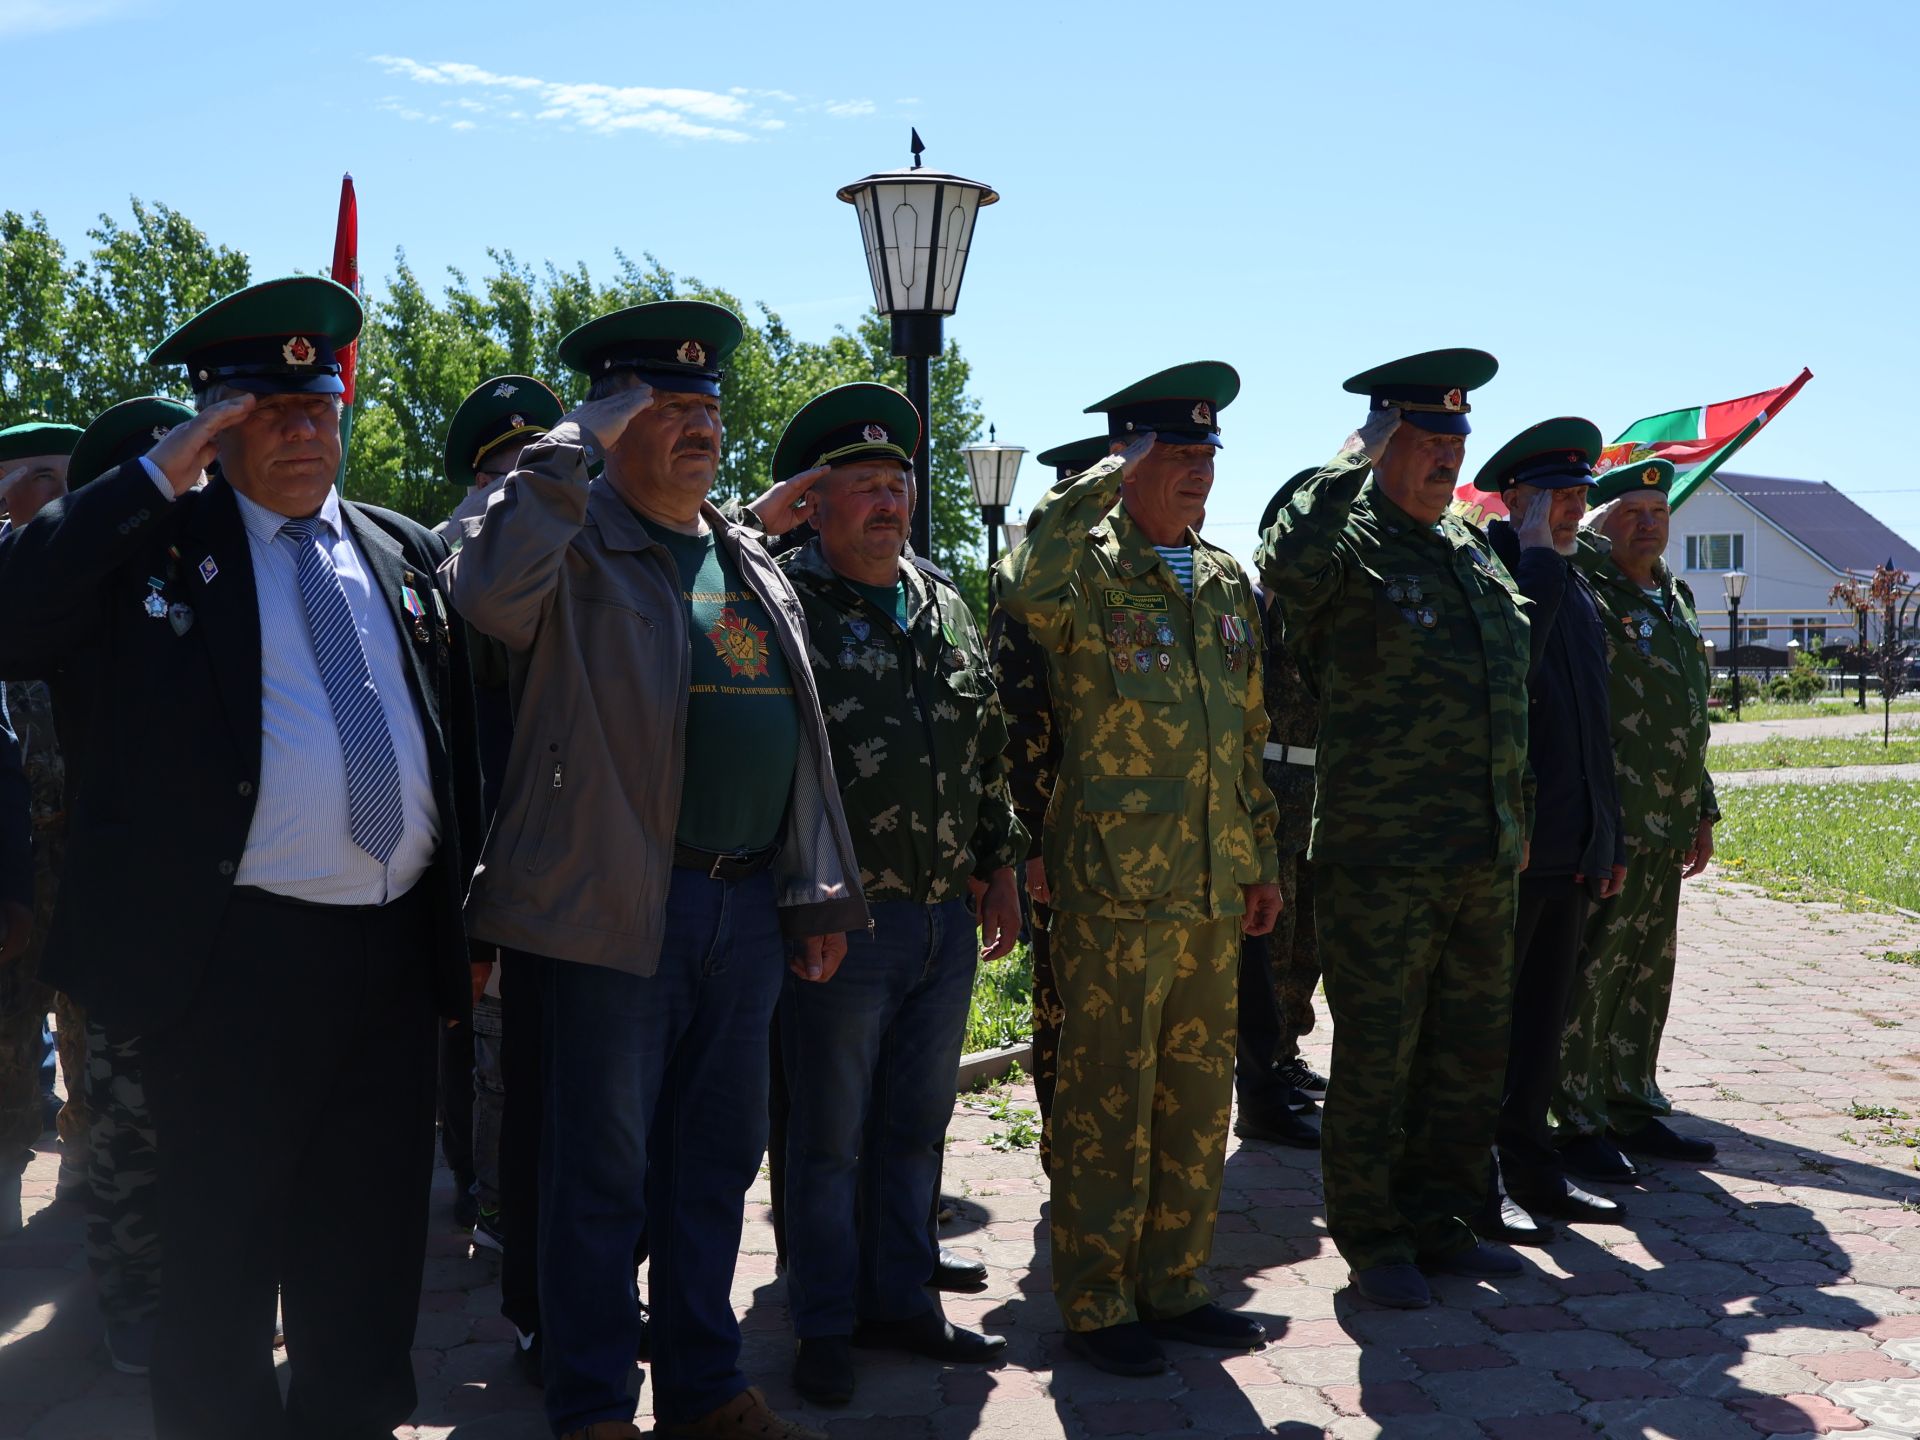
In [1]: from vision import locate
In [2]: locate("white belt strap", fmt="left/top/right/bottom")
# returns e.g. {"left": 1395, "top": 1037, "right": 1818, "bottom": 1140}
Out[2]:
{"left": 1263, "top": 741, "right": 1317, "bottom": 766}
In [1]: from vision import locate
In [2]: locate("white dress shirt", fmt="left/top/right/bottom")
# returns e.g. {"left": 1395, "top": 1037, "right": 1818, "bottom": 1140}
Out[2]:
{"left": 144, "top": 459, "right": 440, "bottom": 903}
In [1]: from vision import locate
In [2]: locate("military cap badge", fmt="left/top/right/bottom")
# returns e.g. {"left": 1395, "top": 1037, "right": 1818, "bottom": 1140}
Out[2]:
{"left": 676, "top": 340, "right": 707, "bottom": 367}
{"left": 492, "top": 382, "right": 519, "bottom": 399}
{"left": 151, "top": 425, "right": 171, "bottom": 441}
{"left": 509, "top": 413, "right": 525, "bottom": 428}
{"left": 282, "top": 336, "right": 316, "bottom": 366}
{"left": 1442, "top": 388, "right": 1464, "bottom": 411}
{"left": 1191, "top": 402, "right": 1212, "bottom": 425}
{"left": 862, "top": 423, "right": 889, "bottom": 444}
{"left": 1642, "top": 465, "right": 1660, "bottom": 485}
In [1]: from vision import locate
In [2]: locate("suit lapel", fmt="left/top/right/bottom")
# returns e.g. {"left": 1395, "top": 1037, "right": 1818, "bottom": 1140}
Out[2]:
{"left": 340, "top": 502, "right": 442, "bottom": 740}
{"left": 177, "top": 481, "right": 262, "bottom": 771}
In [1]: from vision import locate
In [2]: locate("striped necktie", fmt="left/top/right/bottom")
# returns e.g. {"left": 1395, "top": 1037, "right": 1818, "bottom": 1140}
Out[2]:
{"left": 279, "top": 517, "right": 405, "bottom": 866}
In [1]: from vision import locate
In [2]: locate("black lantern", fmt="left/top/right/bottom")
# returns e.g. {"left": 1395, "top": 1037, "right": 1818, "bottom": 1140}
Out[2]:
{"left": 960, "top": 424, "right": 1026, "bottom": 573}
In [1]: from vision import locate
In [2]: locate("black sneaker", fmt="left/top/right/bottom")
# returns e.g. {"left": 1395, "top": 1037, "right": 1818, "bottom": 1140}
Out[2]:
{"left": 1350, "top": 1264, "right": 1431, "bottom": 1309}
{"left": 1277, "top": 1057, "right": 1328, "bottom": 1102}
{"left": 471, "top": 1206, "right": 506, "bottom": 1254}
{"left": 1612, "top": 1119, "right": 1717, "bottom": 1163}
{"left": 1147, "top": 1303, "right": 1266, "bottom": 1350}
{"left": 792, "top": 1335, "right": 855, "bottom": 1407}
{"left": 1064, "top": 1321, "right": 1167, "bottom": 1377}
{"left": 1233, "top": 1102, "right": 1321, "bottom": 1149}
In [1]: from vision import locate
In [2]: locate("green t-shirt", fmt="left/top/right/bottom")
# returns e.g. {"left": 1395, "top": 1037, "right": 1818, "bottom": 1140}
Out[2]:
{"left": 640, "top": 518, "right": 799, "bottom": 853}
{"left": 846, "top": 576, "right": 908, "bottom": 631}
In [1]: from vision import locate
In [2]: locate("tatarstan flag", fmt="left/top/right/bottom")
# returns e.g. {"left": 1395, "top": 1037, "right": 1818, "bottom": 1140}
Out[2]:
{"left": 1452, "top": 367, "right": 1812, "bottom": 524}
{"left": 1595, "top": 368, "right": 1812, "bottom": 510}
{"left": 330, "top": 173, "right": 359, "bottom": 486}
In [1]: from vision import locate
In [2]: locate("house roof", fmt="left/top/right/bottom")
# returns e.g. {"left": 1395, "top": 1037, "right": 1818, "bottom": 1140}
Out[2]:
{"left": 1711, "top": 472, "right": 1920, "bottom": 577}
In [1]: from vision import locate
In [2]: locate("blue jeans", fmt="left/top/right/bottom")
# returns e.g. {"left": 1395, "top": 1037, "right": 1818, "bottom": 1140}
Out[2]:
{"left": 537, "top": 867, "right": 784, "bottom": 1433}
{"left": 781, "top": 898, "right": 978, "bottom": 1338}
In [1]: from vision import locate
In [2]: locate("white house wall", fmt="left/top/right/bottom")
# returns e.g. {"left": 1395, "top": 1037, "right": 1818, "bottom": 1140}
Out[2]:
{"left": 1663, "top": 479, "right": 1846, "bottom": 641}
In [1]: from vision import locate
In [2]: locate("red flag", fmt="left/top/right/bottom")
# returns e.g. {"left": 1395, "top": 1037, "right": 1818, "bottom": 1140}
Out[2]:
{"left": 330, "top": 174, "right": 360, "bottom": 406}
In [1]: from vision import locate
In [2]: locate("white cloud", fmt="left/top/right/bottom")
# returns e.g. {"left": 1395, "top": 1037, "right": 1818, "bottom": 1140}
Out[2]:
{"left": 368, "top": 55, "right": 872, "bottom": 142}
{"left": 0, "top": 0, "right": 141, "bottom": 36}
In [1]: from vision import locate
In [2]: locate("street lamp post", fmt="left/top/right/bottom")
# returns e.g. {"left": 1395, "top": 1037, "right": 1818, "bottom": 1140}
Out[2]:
{"left": 838, "top": 131, "right": 999, "bottom": 561}
{"left": 1704, "top": 637, "right": 1716, "bottom": 685}
{"left": 960, "top": 425, "right": 1026, "bottom": 575}
{"left": 1724, "top": 570, "right": 1748, "bottom": 719}
{"left": 1857, "top": 604, "right": 1870, "bottom": 708}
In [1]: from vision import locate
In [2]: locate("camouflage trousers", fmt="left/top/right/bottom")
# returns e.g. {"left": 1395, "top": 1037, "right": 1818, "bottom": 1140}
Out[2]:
{"left": 84, "top": 1023, "right": 161, "bottom": 1322}
{"left": 1554, "top": 842, "right": 1685, "bottom": 1139}
{"left": 1048, "top": 910, "right": 1238, "bottom": 1332}
{"left": 1265, "top": 849, "right": 1318, "bottom": 1060}
{"left": 1029, "top": 898, "right": 1062, "bottom": 1172}
{"left": 0, "top": 831, "right": 88, "bottom": 1165}
{"left": 1317, "top": 863, "right": 1516, "bottom": 1271}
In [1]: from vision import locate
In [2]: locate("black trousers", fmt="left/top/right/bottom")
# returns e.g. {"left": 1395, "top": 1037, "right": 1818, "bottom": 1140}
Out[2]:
{"left": 1496, "top": 874, "right": 1593, "bottom": 1197}
{"left": 438, "top": 1014, "right": 475, "bottom": 1194}
{"left": 145, "top": 885, "right": 438, "bottom": 1440}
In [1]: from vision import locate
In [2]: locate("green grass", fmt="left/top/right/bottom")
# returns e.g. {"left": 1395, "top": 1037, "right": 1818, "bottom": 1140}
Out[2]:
{"left": 964, "top": 943, "right": 1034, "bottom": 1054}
{"left": 1712, "top": 697, "right": 1920, "bottom": 724}
{"left": 1711, "top": 733, "right": 1920, "bottom": 770}
{"left": 1713, "top": 781, "right": 1920, "bottom": 912}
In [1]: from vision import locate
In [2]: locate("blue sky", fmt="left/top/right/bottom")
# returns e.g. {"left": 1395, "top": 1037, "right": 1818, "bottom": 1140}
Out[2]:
{"left": 5, "top": 0, "right": 1915, "bottom": 565}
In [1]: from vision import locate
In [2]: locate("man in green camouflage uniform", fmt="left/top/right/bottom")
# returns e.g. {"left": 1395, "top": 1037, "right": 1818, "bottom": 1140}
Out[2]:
{"left": 1234, "top": 471, "right": 1328, "bottom": 1149}
{"left": 746, "top": 384, "right": 1023, "bottom": 1406}
{"left": 988, "top": 435, "right": 1106, "bottom": 1167}
{"left": 1256, "top": 351, "right": 1532, "bottom": 1311}
{"left": 999, "top": 364, "right": 1280, "bottom": 1377}
{"left": 1555, "top": 459, "right": 1720, "bottom": 1180}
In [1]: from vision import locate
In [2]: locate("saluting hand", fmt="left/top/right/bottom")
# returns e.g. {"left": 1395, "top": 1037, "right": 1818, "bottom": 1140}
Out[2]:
{"left": 1343, "top": 405, "right": 1401, "bottom": 463}
{"left": 746, "top": 464, "right": 831, "bottom": 537}
{"left": 1241, "top": 882, "right": 1282, "bottom": 937}
{"left": 146, "top": 394, "right": 255, "bottom": 496}
{"left": 1512, "top": 484, "right": 1556, "bottom": 552}
{"left": 564, "top": 382, "right": 655, "bottom": 455}
{"left": 0, "top": 463, "right": 28, "bottom": 506}
{"left": 1116, "top": 430, "right": 1158, "bottom": 475}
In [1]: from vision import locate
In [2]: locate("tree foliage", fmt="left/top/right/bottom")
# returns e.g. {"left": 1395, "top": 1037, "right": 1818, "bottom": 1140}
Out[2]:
{"left": 1830, "top": 565, "right": 1919, "bottom": 745}
{"left": 2, "top": 201, "right": 992, "bottom": 614}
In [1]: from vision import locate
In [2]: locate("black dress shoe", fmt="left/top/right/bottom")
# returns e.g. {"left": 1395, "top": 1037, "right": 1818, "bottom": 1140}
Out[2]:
{"left": 1064, "top": 1321, "right": 1168, "bottom": 1376}
{"left": 1420, "top": 1243, "right": 1524, "bottom": 1279}
{"left": 1517, "top": 1178, "right": 1624, "bottom": 1224}
{"left": 853, "top": 1309, "right": 1006, "bottom": 1363}
{"left": 930, "top": 1246, "right": 989, "bottom": 1292}
{"left": 1557, "top": 1134, "right": 1640, "bottom": 1184}
{"left": 1233, "top": 1102, "right": 1321, "bottom": 1148}
{"left": 1474, "top": 1195, "right": 1553, "bottom": 1247}
{"left": 1350, "top": 1264, "right": 1431, "bottom": 1309}
{"left": 1612, "top": 1119, "right": 1717, "bottom": 1163}
{"left": 793, "top": 1336, "right": 856, "bottom": 1407}
{"left": 1147, "top": 1302, "right": 1266, "bottom": 1350}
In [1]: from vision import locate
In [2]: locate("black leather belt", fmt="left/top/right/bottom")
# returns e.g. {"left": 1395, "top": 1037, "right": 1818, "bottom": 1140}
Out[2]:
{"left": 672, "top": 843, "right": 778, "bottom": 881}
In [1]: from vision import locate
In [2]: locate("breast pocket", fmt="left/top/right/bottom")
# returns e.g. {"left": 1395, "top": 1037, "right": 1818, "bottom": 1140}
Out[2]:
{"left": 1076, "top": 774, "right": 1185, "bottom": 902}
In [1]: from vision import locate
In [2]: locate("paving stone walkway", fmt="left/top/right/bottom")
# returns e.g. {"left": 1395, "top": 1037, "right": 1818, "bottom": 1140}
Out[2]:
{"left": 5, "top": 872, "right": 1919, "bottom": 1439}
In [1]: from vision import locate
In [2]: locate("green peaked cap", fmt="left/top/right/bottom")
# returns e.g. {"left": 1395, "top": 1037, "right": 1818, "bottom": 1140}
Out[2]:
{"left": 1343, "top": 348, "right": 1499, "bottom": 435}
{"left": 1588, "top": 456, "right": 1676, "bottom": 508}
{"left": 1085, "top": 361, "right": 1240, "bottom": 447}
{"left": 772, "top": 383, "right": 919, "bottom": 482}
{"left": 1471, "top": 416, "right": 1604, "bottom": 493}
{"left": 443, "top": 375, "right": 564, "bottom": 487}
{"left": 148, "top": 276, "right": 362, "bottom": 396}
{"left": 0, "top": 422, "right": 83, "bottom": 464}
{"left": 1035, "top": 434, "right": 1111, "bottom": 479}
{"left": 68, "top": 397, "right": 195, "bottom": 490}
{"left": 556, "top": 300, "right": 744, "bottom": 394}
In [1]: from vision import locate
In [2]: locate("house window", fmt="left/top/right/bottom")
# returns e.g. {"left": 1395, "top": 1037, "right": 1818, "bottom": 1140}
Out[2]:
{"left": 1790, "top": 618, "right": 1828, "bottom": 648}
{"left": 1684, "top": 533, "right": 1744, "bottom": 571}
{"left": 1744, "top": 618, "right": 1769, "bottom": 645}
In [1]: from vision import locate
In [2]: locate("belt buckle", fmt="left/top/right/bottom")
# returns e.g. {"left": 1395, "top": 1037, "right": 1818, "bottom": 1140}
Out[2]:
{"left": 710, "top": 848, "right": 752, "bottom": 880}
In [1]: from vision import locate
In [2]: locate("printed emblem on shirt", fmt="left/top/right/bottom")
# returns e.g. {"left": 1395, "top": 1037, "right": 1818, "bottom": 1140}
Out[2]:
{"left": 706, "top": 605, "right": 771, "bottom": 679}
{"left": 1101, "top": 586, "right": 1169, "bottom": 612}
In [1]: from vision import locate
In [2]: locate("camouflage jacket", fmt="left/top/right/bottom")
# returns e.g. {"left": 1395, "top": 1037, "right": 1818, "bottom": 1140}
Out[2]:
{"left": 1255, "top": 451, "right": 1533, "bottom": 869}
{"left": 779, "top": 538, "right": 1026, "bottom": 904}
{"left": 987, "top": 601, "right": 1057, "bottom": 860}
{"left": 0, "top": 679, "right": 65, "bottom": 840}
{"left": 1253, "top": 588, "right": 1319, "bottom": 856}
{"left": 1576, "top": 538, "right": 1720, "bottom": 848}
{"left": 995, "top": 455, "right": 1278, "bottom": 921}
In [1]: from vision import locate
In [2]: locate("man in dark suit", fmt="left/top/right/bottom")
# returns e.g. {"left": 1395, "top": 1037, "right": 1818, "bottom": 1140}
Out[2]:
{"left": 0, "top": 275, "right": 482, "bottom": 1440}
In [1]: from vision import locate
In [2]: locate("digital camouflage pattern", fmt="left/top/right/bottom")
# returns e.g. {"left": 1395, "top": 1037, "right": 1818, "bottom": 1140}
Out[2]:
{"left": 1253, "top": 591, "right": 1320, "bottom": 1054}
{"left": 779, "top": 538, "right": 1025, "bottom": 902}
{"left": 1315, "top": 863, "right": 1517, "bottom": 1269}
{"left": 987, "top": 602, "right": 1062, "bottom": 1147}
{"left": 996, "top": 453, "right": 1276, "bottom": 1330}
{"left": 84, "top": 1022, "right": 160, "bottom": 1322}
{"left": 1555, "top": 541, "right": 1718, "bottom": 1138}
{"left": 1046, "top": 910, "right": 1239, "bottom": 1330}
{"left": 1255, "top": 451, "right": 1530, "bottom": 1272}
{"left": 1254, "top": 451, "right": 1533, "bottom": 868}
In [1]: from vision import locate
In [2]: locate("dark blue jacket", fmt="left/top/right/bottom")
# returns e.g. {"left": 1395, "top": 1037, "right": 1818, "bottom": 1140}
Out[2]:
{"left": 1489, "top": 519, "right": 1625, "bottom": 888}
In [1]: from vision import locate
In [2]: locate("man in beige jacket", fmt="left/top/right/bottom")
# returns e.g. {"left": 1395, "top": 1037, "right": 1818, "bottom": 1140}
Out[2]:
{"left": 445, "top": 300, "right": 866, "bottom": 1440}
